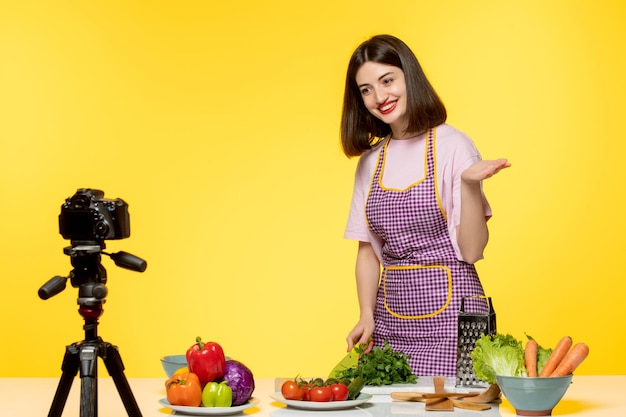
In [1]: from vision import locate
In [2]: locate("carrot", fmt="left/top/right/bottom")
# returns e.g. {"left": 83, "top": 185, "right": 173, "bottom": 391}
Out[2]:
{"left": 525, "top": 339, "right": 538, "bottom": 377}
{"left": 550, "top": 343, "right": 589, "bottom": 377}
{"left": 539, "top": 336, "right": 572, "bottom": 377}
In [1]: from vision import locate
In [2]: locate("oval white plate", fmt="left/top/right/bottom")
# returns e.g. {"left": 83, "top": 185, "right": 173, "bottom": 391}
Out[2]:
{"left": 158, "top": 398, "right": 259, "bottom": 415}
{"left": 270, "top": 392, "right": 372, "bottom": 410}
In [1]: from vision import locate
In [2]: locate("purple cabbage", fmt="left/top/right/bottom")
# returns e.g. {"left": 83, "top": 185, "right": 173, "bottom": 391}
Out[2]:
{"left": 221, "top": 360, "right": 255, "bottom": 406}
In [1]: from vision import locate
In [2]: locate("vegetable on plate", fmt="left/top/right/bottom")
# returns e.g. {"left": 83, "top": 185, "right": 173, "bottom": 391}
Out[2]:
{"left": 202, "top": 381, "right": 232, "bottom": 407}
{"left": 186, "top": 337, "right": 226, "bottom": 386}
{"left": 165, "top": 372, "right": 203, "bottom": 407}
{"left": 309, "top": 386, "right": 333, "bottom": 402}
{"left": 329, "top": 383, "right": 349, "bottom": 401}
{"left": 221, "top": 359, "right": 255, "bottom": 406}
{"left": 280, "top": 377, "right": 359, "bottom": 402}
{"left": 281, "top": 380, "right": 304, "bottom": 401}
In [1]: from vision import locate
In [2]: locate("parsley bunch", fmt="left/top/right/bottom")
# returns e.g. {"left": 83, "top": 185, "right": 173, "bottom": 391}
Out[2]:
{"left": 338, "top": 340, "right": 417, "bottom": 386}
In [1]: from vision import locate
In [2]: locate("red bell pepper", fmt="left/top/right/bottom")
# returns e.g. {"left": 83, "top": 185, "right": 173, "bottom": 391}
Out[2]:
{"left": 165, "top": 372, "right": 202, "bottom": 407}
{"left": 186, "top": 336, "right": 226, "bottom": 386}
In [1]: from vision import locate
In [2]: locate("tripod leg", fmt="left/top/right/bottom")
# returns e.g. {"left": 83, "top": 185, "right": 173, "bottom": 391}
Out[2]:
{"left": 79, "top": 343, "right": 99, "bottom": 417}
{"left": 101, "top": 342, "right": 143, "bottom": 417}
{"left": 80, "top": 374, "right": 98, "bottom": 417}
{"left": 48, "top": 344, "right": 80, "bottom": 417}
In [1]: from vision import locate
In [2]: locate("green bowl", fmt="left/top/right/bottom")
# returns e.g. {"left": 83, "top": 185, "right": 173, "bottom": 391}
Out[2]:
{"left": 495, "top": 374, "right": 573, "bottom": 416}
{"left": 160, "top": 354, "right": 187, "bottom": 378}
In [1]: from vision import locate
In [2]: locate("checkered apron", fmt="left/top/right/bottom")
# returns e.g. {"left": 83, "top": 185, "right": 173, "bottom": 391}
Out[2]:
{"left": 365, "top": 127, "right": 485, "bottom": 377}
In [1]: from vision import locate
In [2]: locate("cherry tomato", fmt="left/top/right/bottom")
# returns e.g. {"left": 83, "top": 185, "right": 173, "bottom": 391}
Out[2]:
{"left": 300, "top": 384, "right": 311, "bottom": 401}
{"left": 309, "top": 386, "right": 333, "bottom": 402}
{"left": 329, "top": 383, "right": 349, "bottom": 401}
{"left": 281, "top": 380, "right": 303, "bottom": 400}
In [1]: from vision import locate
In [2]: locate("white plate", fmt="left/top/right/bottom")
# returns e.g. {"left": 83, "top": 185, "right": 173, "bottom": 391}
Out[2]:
{"left": 158, "top": 398, "right": 259, "bottom": 415}
{"left": 270, "top": 406, "right": 373, "bottom": 417}
{"left": 270, "top": 392, "right": 372, "bottom": 410}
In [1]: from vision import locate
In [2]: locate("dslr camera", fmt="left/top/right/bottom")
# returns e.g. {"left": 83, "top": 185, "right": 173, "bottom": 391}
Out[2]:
{"left": 59, "top": 188, "right": 130, "bottom": 242}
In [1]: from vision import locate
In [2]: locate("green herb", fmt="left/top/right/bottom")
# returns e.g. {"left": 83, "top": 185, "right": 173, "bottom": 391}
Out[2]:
{"left": 338, "top": 340, "right": 417, "bottom": 386}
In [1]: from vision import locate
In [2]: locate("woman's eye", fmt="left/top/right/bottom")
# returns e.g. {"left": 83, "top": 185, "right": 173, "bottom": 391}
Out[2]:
{"left": 383, "top": 77, "right": 394, "bottom": 85}
{"left": 360, "top": 87, "right": 371, "bottom": 96}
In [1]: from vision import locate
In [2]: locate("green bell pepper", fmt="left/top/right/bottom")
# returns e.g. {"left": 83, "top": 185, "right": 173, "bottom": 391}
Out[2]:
{"left": 202, "top": 381, "right": 232, "bottom": 407}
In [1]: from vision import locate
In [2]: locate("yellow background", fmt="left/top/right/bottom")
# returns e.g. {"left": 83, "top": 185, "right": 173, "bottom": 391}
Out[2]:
{"left": 1, "top": 0, "right": 624, "bottom": 379}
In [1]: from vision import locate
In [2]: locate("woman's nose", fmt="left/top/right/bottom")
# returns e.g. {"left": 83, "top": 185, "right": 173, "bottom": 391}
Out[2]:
{"left": 373, "top": 88, "right": 387, "bottom": 104}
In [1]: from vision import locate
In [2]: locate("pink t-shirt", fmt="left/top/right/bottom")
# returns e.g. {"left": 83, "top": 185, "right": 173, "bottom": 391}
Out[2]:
{"left": 344, "top": 124, "right": 491, "bottom": 262}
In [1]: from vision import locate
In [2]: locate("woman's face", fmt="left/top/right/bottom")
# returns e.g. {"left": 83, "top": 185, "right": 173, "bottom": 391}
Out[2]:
{"left": 355, "top": 61, "right": 408, "bottom": 136}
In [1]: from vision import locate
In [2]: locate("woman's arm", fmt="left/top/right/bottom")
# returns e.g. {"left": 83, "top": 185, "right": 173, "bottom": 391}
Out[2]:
{"left": 457, "top": 158, "right": 510, "bottom": 263}
{"left": 346, "top": 241, "right": 380, "bottom": 352}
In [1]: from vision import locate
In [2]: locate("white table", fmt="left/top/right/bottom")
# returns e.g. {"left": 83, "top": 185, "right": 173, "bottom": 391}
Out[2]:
{"left": 1, "top": 375, "right": 623, "bottom": 416}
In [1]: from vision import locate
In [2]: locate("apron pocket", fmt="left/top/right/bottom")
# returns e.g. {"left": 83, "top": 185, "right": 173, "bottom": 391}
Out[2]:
{"left": 382, "top": 265, "right": 452, "bottom": 319}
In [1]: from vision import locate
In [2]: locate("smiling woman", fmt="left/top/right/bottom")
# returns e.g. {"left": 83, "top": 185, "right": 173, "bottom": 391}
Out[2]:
{"left": 340, "top": 34, "right": 510, "bottom": 377}
{"left": 341, "top": 35, "right": 448, "bottom": 155}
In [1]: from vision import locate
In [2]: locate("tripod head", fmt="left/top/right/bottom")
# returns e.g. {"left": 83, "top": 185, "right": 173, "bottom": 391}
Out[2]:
{"left": 38, "top": 189, "right": 147, "bottom": 308}
{"left": 38, "top": 242, "right": 147, "bottom": 304}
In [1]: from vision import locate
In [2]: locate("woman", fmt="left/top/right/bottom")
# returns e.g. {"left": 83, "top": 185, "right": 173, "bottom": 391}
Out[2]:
{"left": 342, "top": 34, "right": 510, "bottom": 377}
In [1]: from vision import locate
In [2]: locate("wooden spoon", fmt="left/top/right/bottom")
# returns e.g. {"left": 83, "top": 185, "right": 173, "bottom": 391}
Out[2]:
{"left": 390, "top": 392, "right": 479, "bottom": 401}
{"left": 390, "top": 392, "right": 428, "bottom": 402}
{"left": 425, "top": 377, "right": 454, "bottom": 411}
{"left": 391, "top": 391, "right": 491, "bottom": 411}
{"left": 450, "top": 399, "right": 491, "bottom": 411}
{"left": 459, "top": 383, "right": 502, "bottom": 403}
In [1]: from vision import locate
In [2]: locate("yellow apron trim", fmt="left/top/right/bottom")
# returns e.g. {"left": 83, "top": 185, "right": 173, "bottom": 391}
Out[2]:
{"left": 431, "top": 127, "right": 448, "bottom": 221}
{"left": 378, "top": 134, "right": 428, "bottom": 192}
{"left": 383, "top": 264, "right": 452, "bottom": 319}
{"left": 365, "top": 128, "right": 443, "bottom": 228}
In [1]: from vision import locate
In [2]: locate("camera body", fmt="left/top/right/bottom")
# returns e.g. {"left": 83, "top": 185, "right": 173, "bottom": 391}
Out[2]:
{"left": 59, "top": 188, "right": 130, "bottom": 241}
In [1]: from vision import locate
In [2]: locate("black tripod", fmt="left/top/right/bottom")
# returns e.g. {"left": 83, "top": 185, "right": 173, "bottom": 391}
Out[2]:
{"left": 39, "top": 244, "right": 147, "bottom": 417}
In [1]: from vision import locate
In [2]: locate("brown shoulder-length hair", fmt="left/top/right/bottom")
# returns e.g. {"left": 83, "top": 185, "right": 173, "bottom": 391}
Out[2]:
{"left": 340, "top": 34, "right": 447, "bottom": 157}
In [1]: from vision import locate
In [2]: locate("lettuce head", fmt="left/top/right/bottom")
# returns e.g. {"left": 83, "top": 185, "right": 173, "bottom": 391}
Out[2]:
{"left": 471, "top": 333, "right": 525, "bottom": 384}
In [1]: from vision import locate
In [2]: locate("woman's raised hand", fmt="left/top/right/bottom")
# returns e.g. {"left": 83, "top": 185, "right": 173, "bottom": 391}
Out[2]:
{"left": 462, "top": 158, "right": 510, "bottom": 183}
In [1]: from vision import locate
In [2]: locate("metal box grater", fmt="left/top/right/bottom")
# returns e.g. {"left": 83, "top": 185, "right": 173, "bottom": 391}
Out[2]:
{"left": 456, "top": 296, "right": 496, "bottom": 388}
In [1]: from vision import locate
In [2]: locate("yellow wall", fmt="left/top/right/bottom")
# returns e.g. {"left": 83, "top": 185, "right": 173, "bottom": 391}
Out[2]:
{"left": 1, "top": 0, "right": 624, "bottom": 378}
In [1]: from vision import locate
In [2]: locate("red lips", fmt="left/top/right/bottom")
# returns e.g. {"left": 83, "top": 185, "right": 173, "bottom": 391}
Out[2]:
{"left": 378, "top": 100, "right": 397, "bottom": 115}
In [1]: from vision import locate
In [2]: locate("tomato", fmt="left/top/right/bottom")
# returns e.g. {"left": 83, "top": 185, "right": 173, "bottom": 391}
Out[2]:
{"left": 329, "top": 383, "right": 349, "bottom": 401}
{"left": 300, "top": 384, "right": 311, "bottom": 401}
{"left": 281, "top": 380, "right": 303, "bottom": 400}
{"left": 309, "top": 386, "right": 333, "bottom": 402}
